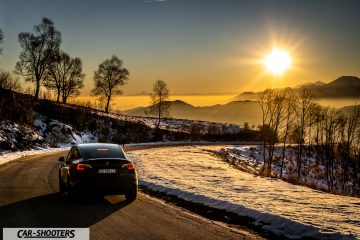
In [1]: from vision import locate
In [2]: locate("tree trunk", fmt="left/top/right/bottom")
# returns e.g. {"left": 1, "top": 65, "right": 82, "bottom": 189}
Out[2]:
{"left": 157, "top": 113, "right": 161, "bottom": 128}
{"left": 298, "top": 143, "right": 302, "bottom": 180}
{"left": 267, "top": 143, "right": 274, "bottom": 176}
{"left": 280, "top": 133, "right": 288, "bottom": 179}
{"left": 34, "top": 81, "right": 40, "bottom": 100}
{"left": 263, "top": 141, "right": 266, "bottom": 165}
{"left": 105, "top": 95, "right": 111, "bottom": 113}
{"left": 56, "top": 90, "right": 60, "bottom": 103}
{"left": 156, "top": 102, "right": 161, "bottom": 129}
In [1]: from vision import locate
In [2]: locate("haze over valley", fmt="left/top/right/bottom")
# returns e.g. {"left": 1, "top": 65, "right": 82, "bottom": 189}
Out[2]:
{"left": 121, "top": 76, "right": 360, "bottom": 126}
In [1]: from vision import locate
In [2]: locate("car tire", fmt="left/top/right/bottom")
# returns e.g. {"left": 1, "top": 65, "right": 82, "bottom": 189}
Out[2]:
{"left": 125, "top": 187, "right": 137, "bottom": 202}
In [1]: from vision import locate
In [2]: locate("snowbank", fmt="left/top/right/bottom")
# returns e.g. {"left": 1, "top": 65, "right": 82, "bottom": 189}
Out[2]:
{"left": 0, "top": 120, "right": 44, "bottom": 150}
{"left": 33, "top": 113, "right": 98, "bottom": 147}
{"left": 139, "top": 180, "right": 353, "bottom": 240}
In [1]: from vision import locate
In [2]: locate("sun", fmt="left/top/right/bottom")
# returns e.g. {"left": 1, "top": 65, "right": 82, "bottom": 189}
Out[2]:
{"left": 263, "top": 49, "right": 291, "bottom": 75}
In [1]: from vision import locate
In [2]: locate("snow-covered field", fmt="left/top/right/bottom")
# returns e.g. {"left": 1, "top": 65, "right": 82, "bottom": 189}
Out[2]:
{"left": 211, "top": 145, "right": 358, "bottom": 196}
{"left": 128, "top": 146, "right": 360, "bottom": 240}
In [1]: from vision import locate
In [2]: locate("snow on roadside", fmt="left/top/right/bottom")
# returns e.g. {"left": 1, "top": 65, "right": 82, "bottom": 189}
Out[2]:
{"left": 33, "top": 113, "right": 98, "bottom": 147}
{"left": 128, "top": 146, "right": 359, "bottom": 240}
{"left": 0, "top": 120, "right": 45, "bottom": 150}
{"left": 1, "top": 113, "right": 97, "bottom": 165}
{"left": 138, "top": 180, "right": 346, "bottom": 240}
{"left": 0, "top": 147, "right": 68, "bottom": 165}
{"left": 211, "top": 145, "right": 356, "bottom": 195}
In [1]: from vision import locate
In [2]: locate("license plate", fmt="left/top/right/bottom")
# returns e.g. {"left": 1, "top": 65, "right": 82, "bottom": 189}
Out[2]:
{"left": 98, "top": 169, "right": 116, "bottom": 174}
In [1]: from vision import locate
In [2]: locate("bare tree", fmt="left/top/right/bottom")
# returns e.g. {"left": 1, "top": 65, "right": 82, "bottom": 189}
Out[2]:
{"left": 15, "top": 18, "right": 61, "bottom": 100}
{"left": 313, "top": 103, "right": 325, "bottom": 164}
{"left": 43, "top": 53, "right": 62, "bottom": 102}
{"left": 150, "top": 79, "right": 170, "bottom": 129}
{"left": 341, "top": 105, "right": 360, "bottom": 192}
{"left": 323, "top": 107, "right": 343, "bottom": 191}
{"left": 293, "top": 88, "right": 317, "bottom": 180}
{"left": 266, "top": 90, "right": 286, "bottom": 175}
{"left": 91, "top": 55, "right": 129, "bottom": 113}
{"left": 61, "top": 57, "right": 84, "bottom": 104}
{"left": 258, "top": 89, "right": 287, "bottom": 176}
{"left": 280, "top": 89, "right": 296, "bottom": 178}
{"left": 43, "top": 51, "right": 84, "bottom": 103}
{"left": 258, "top": 89, "right": 274, "bottom": 171}
{"left": 0, "top": 71, "right": 21, "bottom": 91}
{"left": 353, "top": 126, "right": 360, "bottom": 195}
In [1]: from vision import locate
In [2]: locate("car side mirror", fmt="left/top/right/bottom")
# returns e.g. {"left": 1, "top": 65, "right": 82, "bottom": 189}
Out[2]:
{"left": 58, "top": 157, "right": 65, "bottom": 162}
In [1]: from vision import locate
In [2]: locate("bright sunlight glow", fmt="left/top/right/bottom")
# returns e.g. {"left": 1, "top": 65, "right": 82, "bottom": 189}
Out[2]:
{"left": 263, "top": 49, "right": 291, "bottom": 75}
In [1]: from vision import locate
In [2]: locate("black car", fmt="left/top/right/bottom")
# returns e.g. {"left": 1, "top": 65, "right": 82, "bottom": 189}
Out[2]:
{"left": 59, "top": 143, "right": 138, "bottom": 201}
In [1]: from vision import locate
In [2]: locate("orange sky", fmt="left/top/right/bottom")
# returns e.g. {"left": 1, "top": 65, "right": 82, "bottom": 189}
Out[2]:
{"left": 1, "top": 1, "right": 360, "bottom": 96}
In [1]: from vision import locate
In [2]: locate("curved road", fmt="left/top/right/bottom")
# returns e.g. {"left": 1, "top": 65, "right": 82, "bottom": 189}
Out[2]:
{"left": 0, "top": 151, "right": 263, "bottom": 240}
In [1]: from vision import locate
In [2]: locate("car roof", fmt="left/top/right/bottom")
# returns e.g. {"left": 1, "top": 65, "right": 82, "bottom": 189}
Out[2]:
{"left": 76, "top": 143, "right": 122, "bottom": 152}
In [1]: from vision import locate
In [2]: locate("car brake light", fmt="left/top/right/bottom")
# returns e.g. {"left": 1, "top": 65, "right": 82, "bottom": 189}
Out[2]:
{"left": 76, "top": 163, "right": 92, "bottom": 171}
{"left": 122, "top": 163, "right": 136, "bottom": 170}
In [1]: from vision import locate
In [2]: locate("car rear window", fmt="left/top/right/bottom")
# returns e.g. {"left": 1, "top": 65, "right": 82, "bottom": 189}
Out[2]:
{"left": 81, "top": 145, "right": 126, "bottom": 160}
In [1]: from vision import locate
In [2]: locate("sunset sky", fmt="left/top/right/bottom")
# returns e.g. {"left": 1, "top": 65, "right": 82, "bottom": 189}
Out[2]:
{"left": 1, "top": 0, "right": 360, "bottom": 96}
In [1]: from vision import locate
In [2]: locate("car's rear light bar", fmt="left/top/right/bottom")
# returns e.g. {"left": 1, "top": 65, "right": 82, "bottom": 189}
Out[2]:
{"left": 122, "top": 163, "right": 136, "bottom": 170}
{"left": 97, "top": 148, "right": 109, "bottom": 151}
{"left": 76, "top": 163, "right": 92, "bottom": 171}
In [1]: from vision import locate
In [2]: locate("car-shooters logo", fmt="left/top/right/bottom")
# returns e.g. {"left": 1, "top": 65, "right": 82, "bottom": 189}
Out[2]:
{"left": 3, "top": 228, "right": 89, "bottom": 240}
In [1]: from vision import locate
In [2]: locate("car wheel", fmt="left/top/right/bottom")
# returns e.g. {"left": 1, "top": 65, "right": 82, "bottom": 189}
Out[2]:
{"left": 125, "top": 187, "right": 137, "bottom": 202}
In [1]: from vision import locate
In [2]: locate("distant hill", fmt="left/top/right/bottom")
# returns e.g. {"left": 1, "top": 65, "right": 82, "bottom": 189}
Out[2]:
{"left": 123, "top": 76, "right": 360, "bottom": 125}
{"left": 339, "top": 104, "right": 360, "bottom": 115}
{"left": 123, "top": 100, "right": 262, "bottom": 125}
{"left": 295, "top": 81, "right": 326, "bottom": 88}
{"left": 233, "top": 76, "right": 360, "bottom": 101}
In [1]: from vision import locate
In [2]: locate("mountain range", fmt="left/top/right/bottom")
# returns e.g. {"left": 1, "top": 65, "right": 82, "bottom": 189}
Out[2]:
{"left": 123, "top": 100, "right": 262, "bottom": 126}
{"left": 123, "top": 76, "right": 360, "bottom": 125}
{"left": 233, "top": 76, "right": 360, "bottom": 101}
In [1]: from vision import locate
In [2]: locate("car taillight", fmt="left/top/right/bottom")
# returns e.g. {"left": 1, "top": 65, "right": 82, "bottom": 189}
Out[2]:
{"left": 122, "top": 163, "right": 136, "bottom": 171}
{"left": 76, "top": 163, "right": 92, "bottom": 171}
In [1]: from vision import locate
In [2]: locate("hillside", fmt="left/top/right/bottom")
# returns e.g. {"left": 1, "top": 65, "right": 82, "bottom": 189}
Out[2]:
{"left": 0, "top": 89, "right": 259, "bottom": 151}
{"left": 123, "top": 100, "right": 262, "bottom": 125}
{"left": 233, "top": 76, "right": 360, "bottom": 101}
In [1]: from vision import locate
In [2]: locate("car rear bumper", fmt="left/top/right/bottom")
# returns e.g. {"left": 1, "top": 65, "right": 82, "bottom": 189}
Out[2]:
{"left": 71, "top": 175, "right": 138, "bottom": 195}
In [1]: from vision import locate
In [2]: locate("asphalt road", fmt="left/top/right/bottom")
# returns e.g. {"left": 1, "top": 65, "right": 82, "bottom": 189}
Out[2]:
{"left": 0, "top": 150, "right": 264, "bottom": 240}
